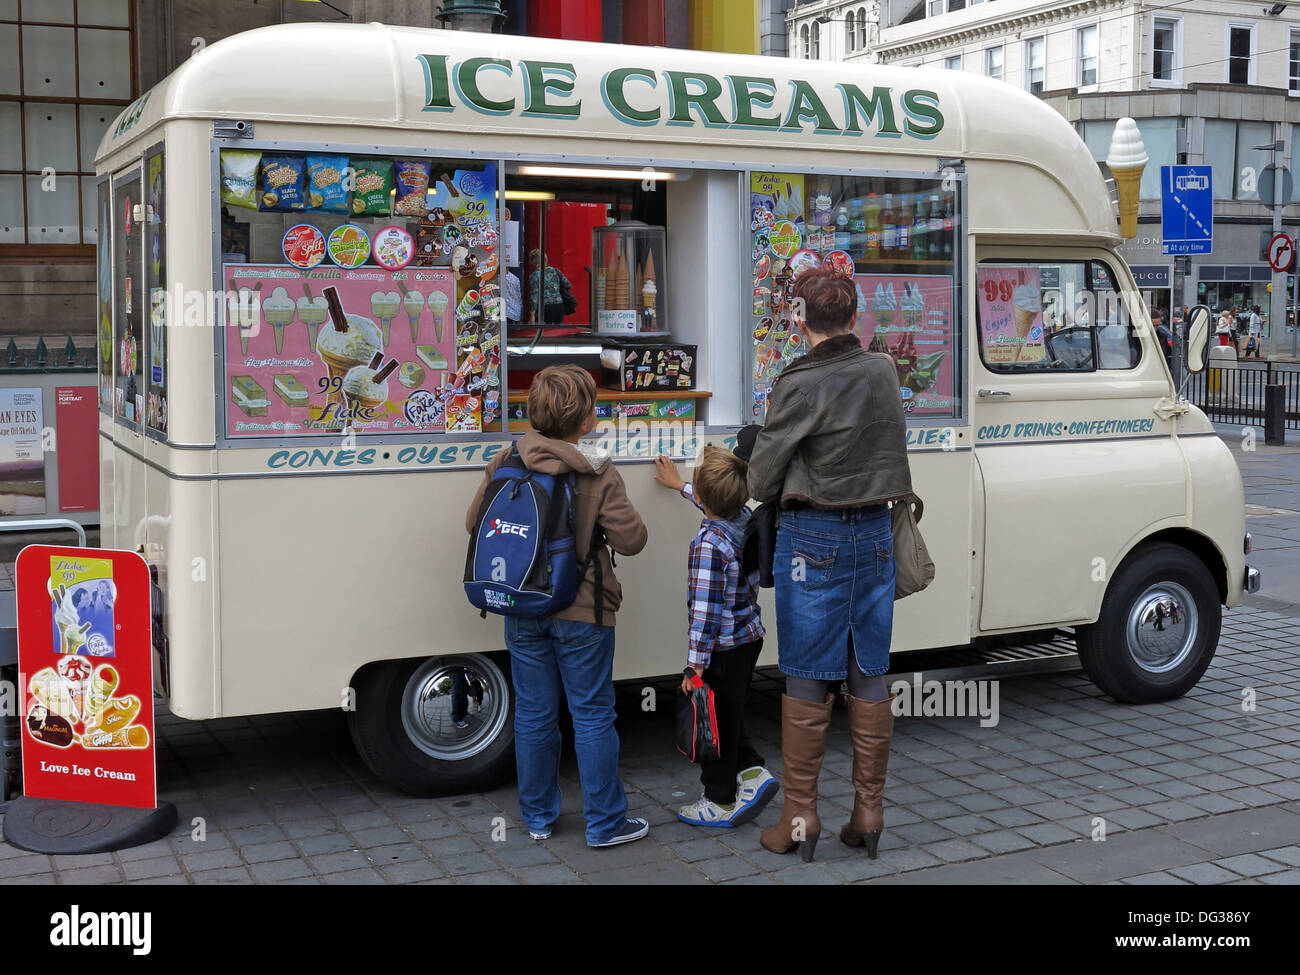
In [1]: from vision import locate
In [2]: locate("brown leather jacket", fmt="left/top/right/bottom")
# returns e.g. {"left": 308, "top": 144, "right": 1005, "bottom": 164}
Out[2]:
{"left": 466, "top": 432, "right": 648, "bottom": 626}
{"left": 748, "top": 333, "right": 914, "bottom": 509}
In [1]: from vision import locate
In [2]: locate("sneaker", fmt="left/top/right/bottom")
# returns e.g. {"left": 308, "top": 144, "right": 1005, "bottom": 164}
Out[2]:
{"left": 528, "top": 827, "right": 552, "bottom": 841}
{"left": 732, "top": 766, "right": 779, "bottom": 825}
{"left": 678, "top": 794, "right": 741, "bottom": 828}
{"left": 589, "top": 817, "right": 649, "bottom": 848}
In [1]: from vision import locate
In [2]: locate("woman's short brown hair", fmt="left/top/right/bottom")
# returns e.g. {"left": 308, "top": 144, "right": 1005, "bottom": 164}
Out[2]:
{"left": 528, "top": 364, "right": 597, "bottom": 439}
{"left": 693, "top": 446, "right": 749, "bottom": 520}
{"left": 793, "top": 268, "right": 856, "bottom": 335}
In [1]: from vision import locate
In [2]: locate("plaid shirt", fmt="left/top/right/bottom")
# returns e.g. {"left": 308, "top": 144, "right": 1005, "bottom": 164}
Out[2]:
{"left": 682, "top": 484, "right": 764, "bottom": 670}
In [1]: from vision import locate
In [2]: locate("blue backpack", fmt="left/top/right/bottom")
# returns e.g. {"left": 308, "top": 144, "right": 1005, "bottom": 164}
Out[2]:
{"left": 464, "top": 444, "right": 604, "bottom": 620}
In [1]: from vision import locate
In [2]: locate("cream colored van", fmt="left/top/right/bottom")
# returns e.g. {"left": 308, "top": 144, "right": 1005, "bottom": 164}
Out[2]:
{"left": 94, "top": 23, "right": 1256, "bottom": 795}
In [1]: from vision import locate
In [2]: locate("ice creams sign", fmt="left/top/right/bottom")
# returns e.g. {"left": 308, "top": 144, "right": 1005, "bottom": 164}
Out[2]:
{"left": 415, "top": 56, "right": 944, "bottom": 140}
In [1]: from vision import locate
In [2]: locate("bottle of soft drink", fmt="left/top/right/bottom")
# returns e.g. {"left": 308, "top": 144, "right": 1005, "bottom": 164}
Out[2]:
{"left": 848, "top": 199, "right": 866, "bottom": 260}
{"left": 896, "top": 194, "right": 911, "bottom": 260}
{"left": 927, "top": 195, "right": 942, "bottom": 260}
{"left": 912, "top": 195, "right": 928, "bottom": 261}
{"left": 881, "top": 194, "right": 897, "bottom": 259}
{"left": 864, "top": 192, "right": 882, "bottom": 260}
{"left": 834, "top": 205, "right": 851, "bottom": 252}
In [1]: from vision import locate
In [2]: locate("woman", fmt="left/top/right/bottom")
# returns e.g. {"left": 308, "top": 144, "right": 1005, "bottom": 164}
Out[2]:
{"left": 747, "top": 268, "right": 914, "bottom": 862}
{"left": 1215, "top": 307, "right": 1234, "bottom": 347}
{"left": 527, "top": 249, "right": 573, "bottom": 325}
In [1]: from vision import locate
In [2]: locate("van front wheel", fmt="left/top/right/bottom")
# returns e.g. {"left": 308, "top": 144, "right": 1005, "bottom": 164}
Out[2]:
{"left": 347, "top": 654, "right": 515, "bottom": 796}
{"left": 1076, "top": 543, "right": 1221, "bottom": 704}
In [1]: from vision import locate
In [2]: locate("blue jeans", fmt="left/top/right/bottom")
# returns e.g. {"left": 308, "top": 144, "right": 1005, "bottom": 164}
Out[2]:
{"left": 774, "top": 504, "right": 895, "bottom": 680}
{"left": 504, "top": 616, "right": 628, "bottom": 844}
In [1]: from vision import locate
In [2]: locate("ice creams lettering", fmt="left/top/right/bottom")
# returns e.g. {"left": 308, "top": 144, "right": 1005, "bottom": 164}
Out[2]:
{"left": 1106, "top": 117, "right": 1147, "bottom": 239}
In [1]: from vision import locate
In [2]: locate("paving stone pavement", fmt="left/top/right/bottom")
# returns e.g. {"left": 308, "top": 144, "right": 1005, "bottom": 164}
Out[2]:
{"left": 2, "top": 600, "right": 1298, "bottom": 885}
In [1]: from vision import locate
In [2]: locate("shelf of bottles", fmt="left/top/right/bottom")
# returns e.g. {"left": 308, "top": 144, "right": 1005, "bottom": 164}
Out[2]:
{"left": 750, "top": 171, "right": 960, "bottom": 422}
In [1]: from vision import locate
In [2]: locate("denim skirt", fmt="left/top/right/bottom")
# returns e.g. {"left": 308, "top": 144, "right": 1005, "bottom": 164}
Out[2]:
{"left": 773, "top": 504, "right": 895, "bottom": 680}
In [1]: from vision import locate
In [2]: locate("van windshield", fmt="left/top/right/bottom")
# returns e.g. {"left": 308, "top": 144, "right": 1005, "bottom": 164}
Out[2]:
{"left": 976, "top": 259, "right": 1141, "bottom": 373}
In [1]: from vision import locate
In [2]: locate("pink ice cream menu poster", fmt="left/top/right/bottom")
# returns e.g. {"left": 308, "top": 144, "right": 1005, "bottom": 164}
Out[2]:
{"left": 221, "top": 264, "right": 498, "bottom": 438}
{"left": 854, "top": 273, "right": 956, "bottom": 418}
{"left": 976, "top": 266, "right": 1046, "bottom": 365}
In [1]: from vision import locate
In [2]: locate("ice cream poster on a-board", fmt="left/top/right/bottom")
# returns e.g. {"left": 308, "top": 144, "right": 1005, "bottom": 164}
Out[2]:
{"left": 976, "top": 267, "right": 1046, "bottom": 365}
{"left": 855, "top": 274, "right": 956, "bottom": 417}
{"left": 223, "top": 266, "right": 466, "bottom": 437}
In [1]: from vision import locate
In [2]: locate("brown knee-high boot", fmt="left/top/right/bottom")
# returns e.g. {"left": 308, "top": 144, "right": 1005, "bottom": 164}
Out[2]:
{"left": 839, "top": 693, "right": 895, "bottom": 858}
{"left": 760, "top": 693, "right": 833, "bottom": 862}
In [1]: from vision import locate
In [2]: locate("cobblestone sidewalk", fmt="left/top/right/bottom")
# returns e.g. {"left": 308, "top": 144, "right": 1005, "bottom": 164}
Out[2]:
{"left": 2, "top": 604, "right": 1296, "bottom": 885}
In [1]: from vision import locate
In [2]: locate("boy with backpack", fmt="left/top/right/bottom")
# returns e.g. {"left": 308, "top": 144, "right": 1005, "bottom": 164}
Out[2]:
{"left": 465, "top": 364, "right": 650, "bottom": 847}
{"left": 653, "top": 444, "right": 778, "bottom": 827}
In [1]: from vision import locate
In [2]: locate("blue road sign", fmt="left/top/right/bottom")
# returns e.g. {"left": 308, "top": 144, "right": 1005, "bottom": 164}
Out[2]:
{"left": 1161, "top": 165, "right": 1213, "bottom": 255}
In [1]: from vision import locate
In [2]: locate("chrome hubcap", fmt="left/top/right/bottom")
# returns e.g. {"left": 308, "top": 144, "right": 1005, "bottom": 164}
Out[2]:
{"left": 400, "top": 655, "right": 510, "bottom": 761}
{"left": 1125, "top": 582, "right": 1198, "bottom": 674}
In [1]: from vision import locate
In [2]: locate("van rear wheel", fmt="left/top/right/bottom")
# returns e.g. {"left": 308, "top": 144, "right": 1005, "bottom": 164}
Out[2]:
{"left": 1075, "top": 543, "right": 1220, "bottom": 704}
{"left": 347, "top": 654, "right": 515, "bottom": 796}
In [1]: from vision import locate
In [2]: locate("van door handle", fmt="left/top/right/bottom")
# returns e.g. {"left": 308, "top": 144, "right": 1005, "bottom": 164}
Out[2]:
{"left": 977, "top": 388, "right": 1012, "bottom": 398}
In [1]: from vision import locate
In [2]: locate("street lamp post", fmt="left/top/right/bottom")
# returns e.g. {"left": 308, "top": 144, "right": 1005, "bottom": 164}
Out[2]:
{"left": 1254, "top": 137, "right": 1286, "bottom": 361}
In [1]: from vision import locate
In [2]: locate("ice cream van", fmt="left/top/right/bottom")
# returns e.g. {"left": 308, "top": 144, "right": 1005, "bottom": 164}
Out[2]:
{"left": 93, "top": 22, "right": 1256, "bottom": 795}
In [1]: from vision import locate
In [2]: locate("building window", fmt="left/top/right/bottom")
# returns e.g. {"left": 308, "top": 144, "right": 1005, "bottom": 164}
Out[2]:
{"left": 1077, "top": 24, "right": 1099, "bottom": 88}
{"left": 944, "top": 53, "right": 962, "bottom": 70}
{"left": 1291, "top": 29, "right": 1300, "bottom": 93}
{"left": 1080, "top": 118, "right": 1179, "bottom": 201}
{"left": 846, "top": 18, "right": 855, "bottom": 53}
{"left": 1203, "top": 119, "right": 1273, "bottom": 201}
{"left": 0, "top": 0, "right": 134, "bottom": 254}
{"left": 811, "top": 20, "right": 821, "bottom": 59}
{"left": 1227, "top": 24, "right": 1255, "bottom": 85}
{"left": 1024, "top": 36, "right": 1045, "bottom": 93}
{"left": 928, "top": 0, "right": 966, "bottom": 16}
{"left": 1152, "top": 17, "right": 1179, "bottom": 85}
{"left": 800, "top": 24, "right": 809, "bottom": 58}
{"left": 857, "top": 8, "right": 867, "bottom": 50}
{"left": 984, "top": 45, "right": 1003, "bottom": 81}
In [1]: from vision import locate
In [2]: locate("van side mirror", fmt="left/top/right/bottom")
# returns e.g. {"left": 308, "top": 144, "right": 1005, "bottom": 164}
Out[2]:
{"left": 1185, "top": 304, "right": 1211, "bottom": 374}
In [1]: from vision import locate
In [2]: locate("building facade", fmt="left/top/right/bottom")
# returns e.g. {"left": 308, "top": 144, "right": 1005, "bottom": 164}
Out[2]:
{"left": 788, "top": 0, "right": 1300, "bottom": 346}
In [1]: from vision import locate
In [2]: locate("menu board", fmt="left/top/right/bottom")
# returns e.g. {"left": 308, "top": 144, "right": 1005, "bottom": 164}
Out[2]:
{"left": 145, "top": 150, "right": 168, "bottom": 435}
{"left": 977, "top": 266, "right": 1046, "bottom": 364}
{"left": 112, "top": 173, "right": 143, "bottom": 424}
{"left": 221, "top": 264, "right": 501, "bottom": 437}
{"left": 855, "top": 274, "right": 956, "bottom": 417}
{"left": 96, "top": 181, "right": 112, "bottom": 414}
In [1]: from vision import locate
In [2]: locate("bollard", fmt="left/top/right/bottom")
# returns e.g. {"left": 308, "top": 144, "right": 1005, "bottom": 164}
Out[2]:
{"left": 1265, "top": 384, "right": 1286, "bottom": 445}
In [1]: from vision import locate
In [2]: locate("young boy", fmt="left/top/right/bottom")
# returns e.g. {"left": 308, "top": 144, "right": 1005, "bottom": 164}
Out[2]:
{"left": 467, "top": 365, "right": 650, "bottom": 848}
{"left": 653, "top": 447, "right": 778, "bottom": 827}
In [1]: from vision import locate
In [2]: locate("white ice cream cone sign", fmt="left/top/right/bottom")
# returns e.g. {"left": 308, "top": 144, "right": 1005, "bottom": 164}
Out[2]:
{"left": 1106, "top": 117, "right": 1148, "bottom": 239}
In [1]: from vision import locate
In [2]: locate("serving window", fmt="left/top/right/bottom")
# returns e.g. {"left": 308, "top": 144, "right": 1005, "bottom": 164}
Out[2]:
{"left": 217, "top": 149, "right": 501, "bottom": 438}
{"left": 111, "top": 169, "right": 143, "bottom": 427}
{"left": 747, "top": 170, "right": 963, "bottom": 422}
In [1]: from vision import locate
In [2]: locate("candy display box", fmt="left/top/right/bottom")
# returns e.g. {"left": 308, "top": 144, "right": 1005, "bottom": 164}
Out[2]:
{"left": 600, "top": 341, "right": 697, "bottom": 392}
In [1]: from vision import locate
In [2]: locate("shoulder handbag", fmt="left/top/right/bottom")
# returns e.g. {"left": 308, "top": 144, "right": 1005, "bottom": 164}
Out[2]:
{"left": 891, "top": 494, "right": 935, "bottom": 600}
{"left": 558, "top": 275, "right": 579, "bottom": 316}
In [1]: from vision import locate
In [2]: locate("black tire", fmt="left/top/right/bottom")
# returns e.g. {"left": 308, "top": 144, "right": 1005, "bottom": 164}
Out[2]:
{"left": 1075, "top": 542, "right": 1221, "bottom": 704}
{"left": 347, "top": 654, "right": 515, "bottom": 797}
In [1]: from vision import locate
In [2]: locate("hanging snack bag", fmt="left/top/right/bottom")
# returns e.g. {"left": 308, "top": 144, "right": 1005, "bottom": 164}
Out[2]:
{"left": 350, "top": 159, "right": 394, "bottom": 216}
{"left": 306, "top": 155, "right": 350, "bottom": 213}
{"left": 393, "top": 159, "right": 433, "bottom": 218}
{"left": 260, "top": 154, "right": 307, "bottom": 211}
{"left": 220, "top": 150, "right": 262, "bottom": 210}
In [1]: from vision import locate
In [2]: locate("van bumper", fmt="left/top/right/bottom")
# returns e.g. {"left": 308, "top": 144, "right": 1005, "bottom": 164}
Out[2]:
{"left": 1245, "top": 566, "right": 1261, "bottom": 594}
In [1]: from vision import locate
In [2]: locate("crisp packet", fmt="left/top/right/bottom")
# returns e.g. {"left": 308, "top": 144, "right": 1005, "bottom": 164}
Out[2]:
{"left": 220, "top": 150, "right": 261, "bottom": 210}
{"left": 260, "top": 154, "right": 306, "bottom": 211}
{"left": 306, "top": 155, "right": 350, "bottom": 213}
{"left": 350, "top": 159, "right": 394, "bottom": 216}
{"left": 393, "top": 159, "right": 432, "bottom": 217}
